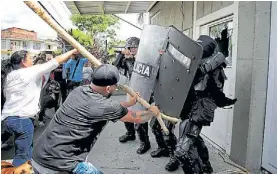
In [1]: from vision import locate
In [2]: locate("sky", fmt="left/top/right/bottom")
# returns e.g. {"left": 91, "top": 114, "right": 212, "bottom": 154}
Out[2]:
{"left": 0, "top": 1, "right": 143, "bottom": 41}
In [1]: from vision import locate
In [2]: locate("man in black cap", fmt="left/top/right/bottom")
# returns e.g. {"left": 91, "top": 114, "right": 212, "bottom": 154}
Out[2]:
{"left": 31, "top": 64, "right": 160, "bottom": 174}
{"left": 113, "top": 37, "right": 151, "bottom": 154}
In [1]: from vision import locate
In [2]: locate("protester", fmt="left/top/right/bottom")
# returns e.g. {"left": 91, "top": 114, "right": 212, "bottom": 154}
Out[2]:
{"left": 33, "top": 54, "right": 56, "bottom": 127}
{"left": 1, "top": 49, "right": 79, "bottom": 166}
{"left": 81, "top": 62, "right": 93, "bottom": 85}
{"left": 38, "top": 80, "right": 61, "bottom": 127}
{"left": 64, "top": 54, "right": 88, "bottom": 93}
{"left": 31, "top": 64, "right": 160, "bottom": 174}
{"left": 52, "top": 60, "right": 67, "bottom": 103}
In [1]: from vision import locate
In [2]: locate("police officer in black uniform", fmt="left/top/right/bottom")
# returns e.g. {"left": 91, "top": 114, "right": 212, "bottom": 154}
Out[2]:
{"left": 174, "top": 35, "right": 237, "bottom": 174}
{"left": 113, "top": 37, "right": 151, "bottom": 154}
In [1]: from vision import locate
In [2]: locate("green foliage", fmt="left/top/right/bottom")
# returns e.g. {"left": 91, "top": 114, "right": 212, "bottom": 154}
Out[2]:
{"left": 71, "top": 29, "right": 93, "bottom": 46}
{"left": 53, "top": 49, "right": 62, "bottom": 56}
{"left": 70, "top": 14, "right": 124, "bottom": 62}
{"left": 108, "top": 39, "right": 125, "bottom": 55}
{"left": 71, "top": 14, "right": 119, "bottom": 36}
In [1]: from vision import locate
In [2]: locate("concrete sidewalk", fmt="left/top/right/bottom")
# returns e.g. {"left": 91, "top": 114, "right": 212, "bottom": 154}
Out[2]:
{"left": 1, "top": 95, "right": 245, "bottom": 174}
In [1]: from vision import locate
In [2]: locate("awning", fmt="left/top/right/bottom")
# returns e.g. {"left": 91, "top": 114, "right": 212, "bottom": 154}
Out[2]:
{"left": 64, "top": 1, "right": 157, "bottom": 15}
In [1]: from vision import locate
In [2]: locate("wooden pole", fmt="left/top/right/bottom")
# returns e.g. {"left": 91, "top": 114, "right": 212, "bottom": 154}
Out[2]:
{"left": 23, "top": 1, "right": 180, "bottom": 135}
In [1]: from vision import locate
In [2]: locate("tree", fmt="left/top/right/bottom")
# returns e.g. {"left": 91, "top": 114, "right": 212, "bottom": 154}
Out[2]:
{"left": 71, "top": 14, "right": 119, "bottom": 36}
{"left": 71, "top": 14, "right": 123, "bottom": 62}
{"left": 70, "top": 29, "right": 93, "bottom": 46}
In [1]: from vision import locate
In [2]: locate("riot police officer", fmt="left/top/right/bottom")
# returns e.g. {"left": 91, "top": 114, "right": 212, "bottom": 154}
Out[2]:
{"left": 174, "top": 35, "right": 237, "bottom": 174}
{"left": 113, "top": 37, "right": 151, "bottom": 154}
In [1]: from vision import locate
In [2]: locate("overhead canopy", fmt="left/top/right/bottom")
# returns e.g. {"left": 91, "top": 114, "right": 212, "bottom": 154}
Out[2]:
{"left": 64, "top": 1, "right": 157, "bottom": 15}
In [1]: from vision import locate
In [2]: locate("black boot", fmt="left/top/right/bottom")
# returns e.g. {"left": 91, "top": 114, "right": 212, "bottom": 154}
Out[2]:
{"left": 151, "top": 148, "right": 169, "bottom": 158}
{"left": 195, "top": 136, "right": 213, "bottom": 173}
{"left": 163, "top": 131, "right": 179, "bottom": 171}
{"left": 180, "top": 146, "right": 203, "bottom": 174}
{"left": 136, "top": 123, "right": 150, "bottom": 154}
{"left": 119, "top": 122, "right": 136, "bottom": 143}
{"left": 136, "top": 140, "right": 151, "bottom": 154}
{"left": 119, "top": 133, "right": 136, "bottom": 143}
{"left": 151, "top": 120, "right": 169, "bottom": 158}
{"left": 165, "top": 156, "right": 179, "bottom": 172}
{"left": 202, "top": 161, "right": 213, "bottom": 174}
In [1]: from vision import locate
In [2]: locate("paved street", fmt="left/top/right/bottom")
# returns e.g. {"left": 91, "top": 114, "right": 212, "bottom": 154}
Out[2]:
{"left": 2, "top": 95, "right": 244, "bottom": 174}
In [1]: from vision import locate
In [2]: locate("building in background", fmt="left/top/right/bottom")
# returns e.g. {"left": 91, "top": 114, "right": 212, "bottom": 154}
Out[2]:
{"left": 148, "top": 1, "right": 276, "bottom": 173}
{"left": 1, "top": 27, "right": 61, "bottom": 60}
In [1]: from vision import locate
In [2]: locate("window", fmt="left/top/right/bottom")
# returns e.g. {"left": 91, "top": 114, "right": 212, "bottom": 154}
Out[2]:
{"left": 23, "top": 41, "right": 28, "bottom": 50}
{"left": 33, "top": 42, "right": 41, "bottom": 50}
{"left": 48, "top": 45, "right": 51, "bottom": 49}
{"left": 209, "top": 21, "right": 233, "bottom": 67}
{"left": 10, "top": 40, "right": 20, "bottom": 50}
{"left": 1, "top": 40, "right": 6, "bottom": 49}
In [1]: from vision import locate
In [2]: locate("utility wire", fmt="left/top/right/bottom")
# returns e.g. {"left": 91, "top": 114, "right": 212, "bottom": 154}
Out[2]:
{"left": 180, "top": 1, "right": 185, "bottom": 31}
{"left": 37, "top": 1, "right": 66, "bottom": 31}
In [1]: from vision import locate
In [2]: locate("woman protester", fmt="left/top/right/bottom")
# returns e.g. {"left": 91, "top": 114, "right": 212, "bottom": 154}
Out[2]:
{"left": 1, "top": 49, "right": 78, "bottom": 166}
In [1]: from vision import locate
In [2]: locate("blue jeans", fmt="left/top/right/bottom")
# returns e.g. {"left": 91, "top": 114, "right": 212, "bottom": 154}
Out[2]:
{"left": 3, "top": 116, "right": 34, "bottom": 167}
{"left": 32, "top": 160, "right": 103, "bottom": 174}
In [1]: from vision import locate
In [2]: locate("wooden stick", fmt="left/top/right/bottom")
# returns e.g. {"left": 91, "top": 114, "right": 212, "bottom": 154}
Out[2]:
{"left": 23, "top": 1, "right": 179, "bottom": 134}
{"left": 24, "top": 1, "right": 102, "bottom": 67}
{"left": 119, "top": 85, "right": 169, "bottom": 135}
{"left": 118, "top": 85, "right": 179, "bottom": 124}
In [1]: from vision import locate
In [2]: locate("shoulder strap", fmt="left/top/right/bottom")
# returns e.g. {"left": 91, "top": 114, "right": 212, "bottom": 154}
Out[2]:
{"left": 72, "top": 59, "right": 81, "bottom": 79}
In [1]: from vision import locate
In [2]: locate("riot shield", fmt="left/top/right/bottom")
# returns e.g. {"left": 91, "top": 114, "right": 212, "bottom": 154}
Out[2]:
{"left": 128, "top": 25, "right": 169, "bottom": 111}
{"left": 128, "top": 25, "right": 203, "bottom": 117}
{"left": 153, "top": 25, "right": 203, "bottom": 117}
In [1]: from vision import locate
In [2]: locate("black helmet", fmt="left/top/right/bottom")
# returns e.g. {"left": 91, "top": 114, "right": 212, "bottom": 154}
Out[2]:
{"left": 125, "top": 37, "right": 140, "bottom": 48}
{"left": 196, "top": 35, "right": 217, "bottom": 58}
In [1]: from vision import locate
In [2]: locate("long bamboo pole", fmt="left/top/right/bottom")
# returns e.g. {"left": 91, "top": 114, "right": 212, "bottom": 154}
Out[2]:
{"left": 24, "top": 1, "right": 180, "bottom": 135}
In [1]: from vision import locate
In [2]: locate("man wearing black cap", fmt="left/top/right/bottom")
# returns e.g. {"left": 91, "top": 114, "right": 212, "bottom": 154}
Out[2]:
{"left": 113, "top": 37, "right": 152, "bottom": 154}
{"left": 31, "top": 64, "right": 160, "bottom": 174}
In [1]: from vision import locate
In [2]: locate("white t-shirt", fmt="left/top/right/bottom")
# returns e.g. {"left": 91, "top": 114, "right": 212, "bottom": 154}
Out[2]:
{"left": 1, "top": 59, "right": 59, "bottom": 120}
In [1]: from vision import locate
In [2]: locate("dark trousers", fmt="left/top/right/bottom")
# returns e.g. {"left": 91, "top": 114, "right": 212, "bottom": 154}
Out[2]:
{"left": 150, "top": 117, "right": 177, "bottom": 156}
{"left": 67, "top": 81, "right": 80, "bottom": 95}
{"left": 175, "top": 119, "right": 210, "bottom": 173}
{"left": 3, "top": 116, "right": 34, "bottom": 167}
{"left": 57, "top": 79, "right": 67, "bottom": 103}
{"left": 124, "top": 122, "right": 149, "bottom": 143}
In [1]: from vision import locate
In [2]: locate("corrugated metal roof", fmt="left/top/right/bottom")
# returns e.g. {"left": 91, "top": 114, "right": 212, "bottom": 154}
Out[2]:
{"left": 64, "top": 1, "right": 157, "bottom": 15}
